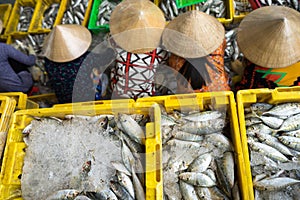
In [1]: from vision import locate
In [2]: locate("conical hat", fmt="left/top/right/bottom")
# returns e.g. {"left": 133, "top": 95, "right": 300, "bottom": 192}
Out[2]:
{"left": 109, "top": 0, "right": 165, "bottom": 54}
{"left": 43, "top": 24, "right": 92, "bottom": 62}
{"left": 237, "top": 6, "right": 300, "bottom": 68}
{"left": 162, "top": 10, "right": 225, "bottom": 58}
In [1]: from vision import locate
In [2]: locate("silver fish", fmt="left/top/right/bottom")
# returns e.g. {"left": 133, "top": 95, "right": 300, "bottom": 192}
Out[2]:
{"left": 277, "top": 113, "right": 300, "bottom": 132}
{"left": 180, "top": 118, "right": 225, "bottom": 135}
{"left": 111, "top": 161, "right": 131, "bottom": 176}
{"left": 253, "top": 112, "right": 284, "bottom": 129}
{"left": 119, "top": 114, "right": 145, "bottom": 144}
{"left": 179, "top": 172, "right": 216, "bottom": 187}
{"left": 172, "top": 130, "right": 204, "bottom": 142}
{"left": 262, "top": 103, "right": 300, "bottom": 118}
{"left": 110, "top": 180, "right": 134, "bottom": 200}
{"left": 45, "top": 189, "right": 80, "bottom": 200}
{"left": 256, "top": 132, "right": 293, "bottom": 156}
{"left": 248, "top": 140, "right": 289, "bottom": 162}
{"left": 188, "top": 153, "right": 212, "bottom": 172}
{"left": 245, "top": 117, "right": 262, "bottom": 127}
{"left": 204, "top": 133, "right": 234, "bottom": 152}
{"left": 278, "top": 136, "right": 300, "bottom": 151}
{"left": 254, "top": 177, "right": 300, "bottom": 191}
{"left": 98, "top": 189, "right": 118, "bottom": 200}
{"left": 179, "top": 180, "right": 199, "bottom": 200}
{"left": 181, "top": 111, "right": 223, "bottom": 122}
{"left": 116, "top": 171, "right": 135, "bottom": 198}
{"left": 131, "top": 164, "right": 145, "bottom": 200}
{"left": 282, "top": 129, "right": 300, "bottom": 138}
{"left": 195, "top": 186, "right": 211, "bottom": 200}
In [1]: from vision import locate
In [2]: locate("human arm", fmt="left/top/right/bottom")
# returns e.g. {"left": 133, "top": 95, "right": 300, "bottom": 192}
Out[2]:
{"left": 4, "top": 43, "right": 36, "bottom": 66}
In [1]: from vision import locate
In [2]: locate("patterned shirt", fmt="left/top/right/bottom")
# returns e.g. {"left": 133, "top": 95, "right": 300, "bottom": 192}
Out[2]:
{"left": 235, "top": 60, "right": 300, "bottom": 91}
{"left": 111, "top": 47, "right": 168, "bottom": 100}
{"left": 0, "top": 43, "right": 35, "bottom": 92}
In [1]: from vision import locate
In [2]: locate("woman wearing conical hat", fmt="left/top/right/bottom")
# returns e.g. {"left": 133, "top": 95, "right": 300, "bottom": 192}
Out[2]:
{"left": 109, "top": 0, "right": 168, "bottom": 100}
{"left": 42, "top": 24, "right": 114, "bottom": 103}
{"left": 0, "top": 20, "right": 37, "bottom": 93}
{"left": 162, "top": 10, "right": 230, "bottom": 93}
{"left": 235, "top": 6, "right": 300, "bottom": 90}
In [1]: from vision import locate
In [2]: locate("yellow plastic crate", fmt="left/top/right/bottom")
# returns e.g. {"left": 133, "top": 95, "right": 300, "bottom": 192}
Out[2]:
{"left": 0, "top": 4, "right": 12, "bottom": 31}
{"left": 0, "top": 92, "right": 39, "bottom": 110}
{"left": 28, "top": 93, "right": 58, "bottom": 108}
{"left": 233, "top": 0, "right": 251, "bottom": 23}
{"left": 237, "top": 86, "right": 300, "bottom": 200}
{"left": 0, "top": 96, "right": 16, "bottom": 161}
{"left": 155, "top": 0, "right": 233, "bottom": 25}
{"left": 28, "top": 0, "right": 63, "bottom": 33}
{"left": 137, "top": 91, "right": 248, "bottom": 200}
{"left": 4, "top": 0, "right": 36, "bottom": 35}
{"left": 58, "top": 0, "right": 94, "bottom": 27}
{"left": 0, "top": 100, "right": 162, "bottom": 200}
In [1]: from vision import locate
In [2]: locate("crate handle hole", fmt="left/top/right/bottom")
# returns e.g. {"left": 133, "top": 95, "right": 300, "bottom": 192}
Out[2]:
{"left": 18, "top": 174, "right": 22, "bottom": 179}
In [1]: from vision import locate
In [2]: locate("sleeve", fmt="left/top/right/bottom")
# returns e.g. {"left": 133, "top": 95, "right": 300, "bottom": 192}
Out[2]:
{"left": 4, "top": 44, "right": 36, "bottom": 66}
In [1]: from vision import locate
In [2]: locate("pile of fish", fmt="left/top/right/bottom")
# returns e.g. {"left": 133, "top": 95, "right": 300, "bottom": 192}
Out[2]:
{"left": 245, "top": 102, "right": 300, "bottom": 199}
{"left": 160, "top": 108, "right": 240, "bottom": 199}
{"left": 159, "top": 0, "right": 227, "bottom": 21}
{"left": 42, "top": 3, "right": 60, "bottom": 29}
{"left": 62, "top": 0, "right": 89, "bottom": 25}
{"left": 17, "top": 6, "right": 34, "bottom": 32}
{"left": 234, "top": 0, "right": 252, "bottom": 15}
{"left": 11, "top": 34, "right": 48, "bottom": 84}
{"left": 96, "top": 0, "right": 120, "bottom": 26}
{"left": 254, "top": 0, "right": 300, "bottom": 10}
{"left": 21, "top": 113, "right": 148, "bottom": 200}
{"left": 224, "top": 28, "right": 243, "bottom": 63}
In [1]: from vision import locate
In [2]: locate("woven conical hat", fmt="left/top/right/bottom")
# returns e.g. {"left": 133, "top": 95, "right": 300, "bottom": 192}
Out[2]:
{"left": 162, "top": 10, "right": 224, "bottom": 58}
{"left": 237, "top": 6, "right": 300, "bottom": 68}
{"left": 43, "top": 24, "right": 92, "bottom": 62}
{"left": 109, "top": 0, "right": 165, "bottom": 54}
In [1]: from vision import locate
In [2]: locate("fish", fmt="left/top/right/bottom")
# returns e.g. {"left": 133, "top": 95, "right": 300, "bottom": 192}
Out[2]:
{"left": 45, "top": 189, "right": 80, "bottom": 200}
{"left": 254, "top": 177, "right": 300, "bottom": 191}
{"left": 252, "top": 111, "right": 284, "bottom": 129}
{"left": 98, "top": 189, "right": 118, "bottom": 200}
{"left": 245, "top": 117, "right": 262, "bottom": 127}
{"left": 172, "top": 130, "right": 204, "bottom": 142}
{"left": 131, "top": 163, "right": 145, "bottom": 200}
{"left": 277, "top": 113, "right": 300, "bottom": 132}
{"left": 181, "top": 110, "right": 223, "bottom": 122}
{"left": 116, "top": 171, "right": 135, "bottom": 198}
{"left": 246, "top": 123, "right": 274, "bottom": 137}
{"left": 188, "top": 153, "right": 212, "bottom": 172}
{"left": 179, "top": 172, "right": 216, "bottom": 187}
{"left": 179, "top": 180, "right": 199, "bottom": 200}
{"left": 161, "top": 114, "right": 178, "bottom": 126}
{"left": 248, "top": 141, "right": 289, "bottom": 162}
{"left": 202, "top": 169, "right": 217, "bottom": 183}
{"left": 204, "top": 133, "right": 234, "bottom": 152}
{"left": 110, "top": 180, "right": 135, "bottom": 200}
{"left": 180, "top": 118, "right": 225, "bottom": 135}
{"left": 195, "top": 186, "right": 211, "bottom": 200}
{"left": 278, "top": 136, "right": 300, "bottom": 151}
{"left": 256, "top": 132, "right": 293, "bottom": 156}
{"left": 282, "top": 129, "right": 300, "bottom": 138}
{"left": 262, "top": 102, "right": 300, "bottom": 118}
{"left": 118, "top": 114, "right": 145, "bottom": 144}
{"left": 74, "top": 195, "right": 92, "bottom": 200}
{"left": 111, "top": 161, "right": 131, "bottom": 176}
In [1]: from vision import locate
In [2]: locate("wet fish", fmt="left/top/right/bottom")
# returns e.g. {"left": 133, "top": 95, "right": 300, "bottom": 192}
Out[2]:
{"left": 116, "top": 171, "right": 135, "bottom": 198}
{"left": 254, "top": 177, "right": 300, "bottom": 191}
{"left": 45, "top": 189, "right": 80, "bottom": 200}
{"left": 256, "top": 132, "right": 293, "bottom": 156}
{"left": 204, "top": 133, "right": 234, "bottom": 152}
{"left": 262, "top": 102, "right": 300, "bottom": 118}
{"left": 179, "top": 180, "right": 199, "bottom": 200}
{"left": 119, "top": 114, "right": 145, "bottom": 144}
{"left": 245, "top": 117, "right": 262, "bottom": 127}
{"left": 248, "top": 140, "right": 289, "bottom": 162}
{"left": 131, "top": 164, "right": 145, "bottom": 200}
{"left": 188, "top": 153, "right": 212, "bottom": 172}
{"left": 110, "top": 161, "right": 131, "bottom": 176}
{"left": 172, "top": 130, "right": 204, "bottom": 142}
{"left": 278, "top": 136, "right": 300, "bottom": 151}
{"left": 252, "top": 112, "right": 284, "bottom": 129}
{"left": 180, "top": 118, "right": 225, "bottom": 135}
{"left": 282, "top": 129, "right": 300, "bottom": 138}
{"left": 179, "top": 172, "right": 216, "bottom": 187}
{"left": 98, "top": 189, "right": 118, "bottom": 200}
{"left": 110, "top": 180, "right": 134, "bottom": 200}
{"left": 277, "top": 113, "right": 300, "bottom": 132}
{"left": 181, "top": 110, "right": 223, "bottom": 122}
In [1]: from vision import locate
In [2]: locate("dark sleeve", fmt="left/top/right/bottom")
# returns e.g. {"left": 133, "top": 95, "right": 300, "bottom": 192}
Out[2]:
{"left": 4, "top": 44, "right": 36, "bottom": 66}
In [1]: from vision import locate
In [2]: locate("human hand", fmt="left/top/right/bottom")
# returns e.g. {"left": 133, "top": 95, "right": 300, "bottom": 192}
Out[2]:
{"left": 27, "top": 45, "right": 36, "bottom": 55}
